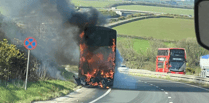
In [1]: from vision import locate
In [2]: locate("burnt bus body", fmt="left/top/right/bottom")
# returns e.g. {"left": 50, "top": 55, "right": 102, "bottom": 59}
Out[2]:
{"left": 74, "top": 26, "right": 116, "bottom": 88}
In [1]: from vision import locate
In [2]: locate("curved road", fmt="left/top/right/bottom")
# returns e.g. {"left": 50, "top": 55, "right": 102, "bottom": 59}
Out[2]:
{"left": 85, "top": 75, "right": 209, "bottom": 103}
{"left": 34, "top": 74, "right": 209, "bottom": 103}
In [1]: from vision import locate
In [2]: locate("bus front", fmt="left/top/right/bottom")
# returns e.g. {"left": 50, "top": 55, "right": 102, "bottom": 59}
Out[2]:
{"left": 168, "top": 48, "right": 186, "bottom": 74}
{"left": 156, "top": 48, "right": 169, "bottom": 73}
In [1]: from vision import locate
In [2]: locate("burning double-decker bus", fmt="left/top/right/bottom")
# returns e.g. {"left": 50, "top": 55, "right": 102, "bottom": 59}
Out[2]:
{"left": 74, "top": 26, "right": 116, "bottom": 88}
{"left": 156, "top": 48, "right": 187, "bottom": 74}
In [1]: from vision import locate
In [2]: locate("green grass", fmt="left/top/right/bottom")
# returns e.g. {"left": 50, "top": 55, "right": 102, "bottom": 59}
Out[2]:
{"left": 117, "top": 37, "right": 150, "bottom": 53}
{"left": 114, "top": 18, "right": 195, "bottom": 40}
{"left": 0, "top": 66, "right": 77, "bottom": 103}
{"left": 132, "top": 38, "right": 150, "bottom": 53}
{"left": 57, "top": 66, "right": 75, "bottom": 82}
{"left": 71, "top": 0, "right": 123, "bottom": 8}
{"left": 0, "top": 79, "right": 76, "bottom": 103}
{"left": 117, "top": 5, "right": 194, "bottom": 15}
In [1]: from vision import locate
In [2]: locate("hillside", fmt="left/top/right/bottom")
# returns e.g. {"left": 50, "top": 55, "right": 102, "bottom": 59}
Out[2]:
{"left": 113, "top": 18, "right": 195, "bottom": 41}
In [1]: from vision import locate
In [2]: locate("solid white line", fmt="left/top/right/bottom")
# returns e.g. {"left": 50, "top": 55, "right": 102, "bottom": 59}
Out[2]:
{"left": 168, "top": 97, "right": 171, "bottom": 98}
{"left": 89, "top": 88, "right": 111, "bottom": 103}
{"left": 169, "top": 102, "right": 173, "bottom": 103}
{"left": 165, "top": 92, "right": 168, "bottom": 94}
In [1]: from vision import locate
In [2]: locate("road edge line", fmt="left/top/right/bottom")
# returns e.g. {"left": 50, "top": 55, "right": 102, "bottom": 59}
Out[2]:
{"left": 89, "top": 88, "right": 111, "bottom": 103}
{"left": 140, "top": 76, "right": 209, "bottom": 92}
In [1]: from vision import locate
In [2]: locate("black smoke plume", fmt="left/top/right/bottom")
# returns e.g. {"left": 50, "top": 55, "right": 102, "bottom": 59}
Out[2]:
{"left": 0, "top": 0, "right": 108, "bottom": 80}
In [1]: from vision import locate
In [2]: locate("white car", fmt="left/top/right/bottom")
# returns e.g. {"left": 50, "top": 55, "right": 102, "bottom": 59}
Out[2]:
{"left": 118, "top": 65, "right": 129, "bottom": 74}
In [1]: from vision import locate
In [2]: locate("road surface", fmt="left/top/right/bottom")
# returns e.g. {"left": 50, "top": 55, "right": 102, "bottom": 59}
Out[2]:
{"left": 34, "top": 74, "right": 209, "bottom": 103}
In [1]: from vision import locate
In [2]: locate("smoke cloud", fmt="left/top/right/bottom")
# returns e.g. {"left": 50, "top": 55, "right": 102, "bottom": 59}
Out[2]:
{"left": 0, "top": 0, "right": 108, "bottom": 80}
{"left": 113, "top": 49, "right": 137, "bottom": 89}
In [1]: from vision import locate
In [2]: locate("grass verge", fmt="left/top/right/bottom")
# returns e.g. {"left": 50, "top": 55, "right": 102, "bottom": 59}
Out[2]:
{"left": 0, "top": 66, "right": 79, "bottom": 103}
{"left": 0, "top": 79, "right": 77, "bottom": 103}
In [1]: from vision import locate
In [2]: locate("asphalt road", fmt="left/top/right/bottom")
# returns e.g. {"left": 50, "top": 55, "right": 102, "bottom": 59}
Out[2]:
{"left": 83, "top": 75, "right": 209, "bottom": 103}
{"left": 34, "top": 73, "right": 209, "bottom": 103}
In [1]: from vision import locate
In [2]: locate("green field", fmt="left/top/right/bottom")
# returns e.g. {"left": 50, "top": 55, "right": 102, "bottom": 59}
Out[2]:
{"left": 118, "top": 37, "right": 150, "bottom": 53}
{"left": 71, "top": 0, "right": 122, "bottom": 8}
{"left": 117, "top": 5, "right": 194, "bottom": 15}
{"left": 114, "top": 18, "right": 195, "bottom": 40}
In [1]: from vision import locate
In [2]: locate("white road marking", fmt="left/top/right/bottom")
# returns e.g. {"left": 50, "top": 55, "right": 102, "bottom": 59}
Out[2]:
{"left": 165, "top": 92, "right": 168, "bottom": 94}
{"left": 168, "top": 97, "right": 171, "bottom": 98}
{"left": 169, "top": 102, "right": 173, "bottom": 103}
{"left": 89, "top": 88, "right": 111, "bottom": 103}
{"left": 141, "top": 77, "right": 209, "bottom": 92}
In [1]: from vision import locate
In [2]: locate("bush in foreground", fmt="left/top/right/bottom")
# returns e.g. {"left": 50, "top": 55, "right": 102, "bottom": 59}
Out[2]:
{"left": 0, "top": 39, "right": 27, "bottom": 81}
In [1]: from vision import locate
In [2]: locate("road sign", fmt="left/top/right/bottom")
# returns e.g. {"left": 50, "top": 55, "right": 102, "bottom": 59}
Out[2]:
{"left": 24, "top": 37, "right": 37, "bottom": 90}
{"left": 24, "top": 37, "right": 37, "bottom": 50}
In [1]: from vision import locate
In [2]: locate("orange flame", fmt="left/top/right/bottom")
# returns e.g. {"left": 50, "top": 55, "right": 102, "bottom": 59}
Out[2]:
{"left": 79, "top": 31, "right": 116, "bottom": 88}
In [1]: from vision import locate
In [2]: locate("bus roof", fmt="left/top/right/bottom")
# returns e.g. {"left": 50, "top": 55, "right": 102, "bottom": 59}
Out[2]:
{"left": 158, "top": 48, "right": 185, "bottom": 50}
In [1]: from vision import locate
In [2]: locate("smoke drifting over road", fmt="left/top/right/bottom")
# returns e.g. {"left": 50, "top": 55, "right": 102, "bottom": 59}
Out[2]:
{"left": 113, "top": 49, "right": 137, "bottom": 89}
{"left": 0, "top": 0, "right": 107, "bottom": 80}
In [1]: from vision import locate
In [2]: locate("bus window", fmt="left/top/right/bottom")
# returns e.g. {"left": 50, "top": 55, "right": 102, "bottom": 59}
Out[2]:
{"left": 158, "top": 50, "right": 168, "bottom": 56}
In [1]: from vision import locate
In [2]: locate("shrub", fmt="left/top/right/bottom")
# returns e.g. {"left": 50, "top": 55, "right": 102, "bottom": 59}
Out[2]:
{"left": 118, "top": 16, "right": 125, "bottom": 20}
{"left": 117, "top": 38, "right": 145, "bottom": 69}
{"left": 126, "top": 14, "right": 134, "bottom": 19}
{"left": 0, "top": 39, "right": 27, "bottom": 81}
{"left": 109, "top": 19, "right": 118, "bottom": 23}
{"left": 99, "top": 10, "right": 120, "bottom": 17}
{"left": 133, "top": 13, "right": 141, "bottom": 17}
{"left": 176, "top": 38, "right": 209, "bottom": 67}
{"left": 186, "top": 67, "right": 195, "bottom": 75}
{"left": 143, "top": 62, "right": 156, "bottom": 71}
{"left": 145, "top": 40, "right": 167, "bottom": 63}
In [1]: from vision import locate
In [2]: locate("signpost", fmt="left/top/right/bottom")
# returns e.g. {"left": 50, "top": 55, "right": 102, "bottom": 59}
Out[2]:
{"left": 24, "top": 37, "right": 37, "bottom": 90}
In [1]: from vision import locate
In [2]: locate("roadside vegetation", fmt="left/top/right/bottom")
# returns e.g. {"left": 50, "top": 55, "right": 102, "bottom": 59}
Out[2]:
{"left": 117, "top": 37, "right": 209, "bottom": 75}
{"left": 110, "top": 10, "right": 203, "bottom": 75}
{"left": 0, "top": 38, "right": 77, "bottom": 103}
{"left": 99, "top": 10, "right": 120, "bottom": 17}
{"left": 0, "top": 13, "right": 77, "bottom": 103}
{"left": 0, "top": 79, "right": 76, "bottom": 103}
